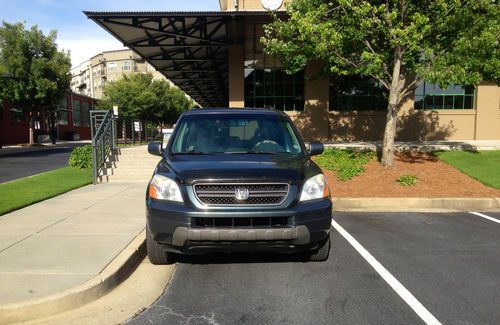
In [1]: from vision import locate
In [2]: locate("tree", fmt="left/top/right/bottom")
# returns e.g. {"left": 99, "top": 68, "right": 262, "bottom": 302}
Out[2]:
{"left": 99, "top": 73, "right": 194, "bottom": 126}
{"left": 262, "top": 0, "right": 499, "bottom": 167}
{"left": 0, "top": 21, "right": 71, "bottom": 145}
{"left": 149, "top": 77, "right": 195, "bottom": 126}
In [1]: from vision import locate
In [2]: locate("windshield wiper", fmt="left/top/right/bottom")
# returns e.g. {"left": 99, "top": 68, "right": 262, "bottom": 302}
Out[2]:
{"left": 172, "top": 149, "right": 205, "bottom": 155}
{"left": 241, "top": 150, "right": 277, "bottom": 155}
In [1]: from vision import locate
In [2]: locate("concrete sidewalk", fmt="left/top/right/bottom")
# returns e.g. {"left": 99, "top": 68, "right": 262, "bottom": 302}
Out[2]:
{"left": 0, "top": 181, "right": 146, "bottom": 307}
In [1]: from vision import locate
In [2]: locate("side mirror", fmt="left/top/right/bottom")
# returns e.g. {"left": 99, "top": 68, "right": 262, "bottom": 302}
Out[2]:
{"left": 148, "top": 141, "right": 163, "bottom": 156}
{"left": 308, "top": 142, "right": 324, "bottom": 156}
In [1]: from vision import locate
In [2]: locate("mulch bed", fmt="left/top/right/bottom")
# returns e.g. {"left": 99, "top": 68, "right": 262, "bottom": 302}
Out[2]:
{"left": 324, "top": 152, "right": 500, "bottom": 198}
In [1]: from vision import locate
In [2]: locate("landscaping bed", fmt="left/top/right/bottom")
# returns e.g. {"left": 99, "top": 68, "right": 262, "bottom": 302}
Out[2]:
{"left": 317, "top": 150, "right": 500, "bottom": 198}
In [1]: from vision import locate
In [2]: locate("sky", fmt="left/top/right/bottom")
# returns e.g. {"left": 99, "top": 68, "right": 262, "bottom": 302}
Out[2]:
{"left": 0, "top": 0, "right": 221, "bottom": 67}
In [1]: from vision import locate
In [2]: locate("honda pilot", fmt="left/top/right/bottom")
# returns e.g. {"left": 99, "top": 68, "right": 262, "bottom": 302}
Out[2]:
{"left": 146, "top": 108, "right": 332, "bottom": 264}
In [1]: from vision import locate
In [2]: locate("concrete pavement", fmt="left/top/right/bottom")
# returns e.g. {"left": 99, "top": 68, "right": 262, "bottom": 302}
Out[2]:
{"left": 0, "top": 181, "right": 148, "bottom": 323}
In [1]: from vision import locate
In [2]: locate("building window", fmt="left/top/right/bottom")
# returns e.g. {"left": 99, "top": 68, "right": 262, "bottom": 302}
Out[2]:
{"left": 10, "top": 107, "right": 25, "bottom": 123}
{"left": 414, "top": 82, "right": 475, "bottom": 110}
{"left": 329, "top": 75, "right": 388, "bottom": 111}
{"left": 107, "top": 62, "right": 117, "bottom": 72}
{"left": 244, "top": 69, "right": 304, "bottom": 111}
{"left": 58, "top": 98, "right": 68, "bottom": 126}
{"left": 122, "top": 61, "right": 131, "bottom": 71}
{"left": 58, "top": 110, "right": 69, "bottom": 126}
{"left": 73, "top": 99, "right": 81, "bottom": 127}
{"left": 81, "top": 101, "right": 91, "bottom": 127}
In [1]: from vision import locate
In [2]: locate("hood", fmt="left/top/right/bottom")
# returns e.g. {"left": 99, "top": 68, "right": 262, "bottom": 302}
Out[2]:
{"left": 157, "top": 154, "right": 321, "bottom": 184}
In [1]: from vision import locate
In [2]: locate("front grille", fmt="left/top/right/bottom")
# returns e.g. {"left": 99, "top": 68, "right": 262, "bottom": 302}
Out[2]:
{"left": 192, "top": 217, "right": 291, "bottom": 228}
{"left": 193, "top": 183, "right": 290, "bottom": 206}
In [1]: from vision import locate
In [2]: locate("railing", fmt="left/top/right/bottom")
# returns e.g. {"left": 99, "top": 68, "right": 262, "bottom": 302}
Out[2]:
{"left": 114, "top": 117, "right": 162, "bottom": 145}
{"left": 90, "top": 110, "right": 116, "bottom": 185}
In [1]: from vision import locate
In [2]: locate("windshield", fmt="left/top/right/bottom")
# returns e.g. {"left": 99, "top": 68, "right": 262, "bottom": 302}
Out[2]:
{"left": 170, "top": 114, "right": 303, "bottom": 155}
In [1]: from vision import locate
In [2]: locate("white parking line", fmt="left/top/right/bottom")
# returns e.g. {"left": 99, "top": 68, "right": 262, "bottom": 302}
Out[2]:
{"left": 469, "top": 211, "right": 500, "bottom": 224}
{"left": 331, "top": 219, "right": 442, "bottom": 325}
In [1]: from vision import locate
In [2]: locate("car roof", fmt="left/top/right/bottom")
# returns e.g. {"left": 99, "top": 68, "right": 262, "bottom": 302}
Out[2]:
{"left": 182, "top": 107, "right": 287, "bottom": 117}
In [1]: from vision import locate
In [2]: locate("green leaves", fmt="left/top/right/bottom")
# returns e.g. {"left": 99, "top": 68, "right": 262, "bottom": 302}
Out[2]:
{"left": 68, "top": 145, "right": 93, "bottom": 169}
{"left": 99, "top": 73, "right": 193, "bottom": 126}
{"left": 0, "top": 21, "right": 71, "bottom": 112}
{"left": 263, "top": 0, "right": 499, "bottom": 86}
{"left": 396, "top": 174, "right": 418, "bottom": 187}
{"left": 315, "top": 148, "right": 374, "bottom": 181}
{"left": 263, "top": 0, "right": 499, "bottom": 167}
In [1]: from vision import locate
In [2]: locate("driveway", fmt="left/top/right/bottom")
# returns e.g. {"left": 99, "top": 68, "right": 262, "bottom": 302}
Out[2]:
{"left": 127, "top": 211, "right": 500, "bottom": 324}
{"left": 0, "top": 144, "right": 85, "bottom": 183}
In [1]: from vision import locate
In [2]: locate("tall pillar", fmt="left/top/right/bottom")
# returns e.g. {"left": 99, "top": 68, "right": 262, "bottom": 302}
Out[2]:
{"left": 300, "top": 61, "right": 330, "bottom": 141}
{"left": 474, "top": 83, "right": 500, "bottom": 140}
{"left": 228, "top": 45, "right": 245, "bottom": 108}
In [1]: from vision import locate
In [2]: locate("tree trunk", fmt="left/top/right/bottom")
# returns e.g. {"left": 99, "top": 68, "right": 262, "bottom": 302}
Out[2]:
{"left": 28, "top": 108, "right": 35, "bottom": 145}
{"left": 381, "top": 108, "right": 397, "bottom": 167}
{"left": 381, "top": 50, "right": 404, "bottom": 168}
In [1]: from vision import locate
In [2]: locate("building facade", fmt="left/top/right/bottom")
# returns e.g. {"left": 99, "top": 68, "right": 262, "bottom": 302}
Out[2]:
{"left": 85, "top": 0, "right": 500, "bottom": 142}
{"left": 70, "top": 49, "right": 166, "bottom": 99}
{"left": 0, "top": 92, "right": 94, "bottom": 145}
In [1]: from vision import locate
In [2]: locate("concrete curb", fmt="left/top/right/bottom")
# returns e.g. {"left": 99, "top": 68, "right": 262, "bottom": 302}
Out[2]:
{"left": 0, "top": 229, "right": 146, "bottom": 324}
{"left": 333, "top": 197, "right": 500, "bottom": 212}
{"left": 322, "top": 140, "right": 500, "bottom": 152}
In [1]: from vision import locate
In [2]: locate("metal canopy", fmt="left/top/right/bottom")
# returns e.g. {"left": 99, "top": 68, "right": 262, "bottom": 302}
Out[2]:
{"left": 84, "top": 11, "right": 280, "bottom": 107}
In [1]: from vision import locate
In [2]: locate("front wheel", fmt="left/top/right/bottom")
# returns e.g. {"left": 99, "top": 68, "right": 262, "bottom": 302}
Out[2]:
{"left": 308, "top": 236, "right": 330, "bottom": 262}
{"left": 146, "top": 225, "right": 174, "bottom": 265}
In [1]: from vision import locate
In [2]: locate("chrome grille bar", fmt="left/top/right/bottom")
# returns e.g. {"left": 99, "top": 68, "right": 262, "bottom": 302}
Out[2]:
{"left": 193, "top": 183, "right": 290, "bottom": 206}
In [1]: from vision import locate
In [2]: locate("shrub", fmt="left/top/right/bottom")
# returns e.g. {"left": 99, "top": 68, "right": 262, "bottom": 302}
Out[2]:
{"left": 68, "top": 145, "right": 93, "bottom": 169}
{"left": 396, "top": 174, "right": 418, "bottom": 186}
{"left": 315, "top": 149, "right": 374, "bottom": 181}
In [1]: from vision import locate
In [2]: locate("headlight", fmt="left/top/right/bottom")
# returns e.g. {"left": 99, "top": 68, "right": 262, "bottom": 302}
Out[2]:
{"left": 149, "top": 175, "right": 183, "bottom": 202}
{"left": 300, "top": 174, "right": 330, "bottom": 201}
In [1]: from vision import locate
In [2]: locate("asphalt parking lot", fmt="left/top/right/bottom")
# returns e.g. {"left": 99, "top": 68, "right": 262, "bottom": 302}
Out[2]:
{"left": 128, "top": 211, "right": 500, "bottom": 325}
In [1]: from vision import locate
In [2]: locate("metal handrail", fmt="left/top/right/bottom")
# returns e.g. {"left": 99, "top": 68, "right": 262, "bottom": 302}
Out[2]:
{"left": 90, "top": 110, "right": 116, "bottom": 184}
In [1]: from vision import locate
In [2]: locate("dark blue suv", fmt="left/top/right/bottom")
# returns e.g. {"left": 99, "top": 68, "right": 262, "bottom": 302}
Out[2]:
{"left": 146, "top": 108, "right": 332, "bottom": 264}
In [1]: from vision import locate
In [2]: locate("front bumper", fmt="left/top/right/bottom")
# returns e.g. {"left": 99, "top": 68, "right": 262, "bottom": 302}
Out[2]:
{"left": 147, "top": 198, "right": 332, "bottom": 254}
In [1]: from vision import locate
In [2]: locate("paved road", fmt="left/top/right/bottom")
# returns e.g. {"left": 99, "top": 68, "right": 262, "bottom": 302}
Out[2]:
{"left": 0, "top": 146, "right": 82, "bottom": 183}
{"left": 128, "top": 212, "right": 500, "bottom": 325}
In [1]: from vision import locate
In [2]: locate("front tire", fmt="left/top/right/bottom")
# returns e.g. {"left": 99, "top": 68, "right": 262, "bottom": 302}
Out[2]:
{"left": 308, "top": 236, "right": 330, "bottom": 262}
{"left": 146, "top": 225, "right": 174, "bottom": 265}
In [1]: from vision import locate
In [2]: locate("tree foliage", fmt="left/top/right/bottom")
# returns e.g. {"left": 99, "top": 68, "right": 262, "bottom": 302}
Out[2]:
{"left": 0, "top": 21, "right": 71, "bottom": 144}
{"left": 99, "top": 73, "right": 194, "bottom": 126}
{"left": 262, "top": 0, "right": 499, "bottom": 166}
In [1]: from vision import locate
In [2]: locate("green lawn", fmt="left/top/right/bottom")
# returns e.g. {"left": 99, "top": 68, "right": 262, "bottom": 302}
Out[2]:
{"left": 315, "top": 149, "right": 374, "bottom": 181}
{"left": 0, "top": 167, "right": 92, "bottom": 216}
{"left": 436, "top": 150, "right": 500, "bottom": 189}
